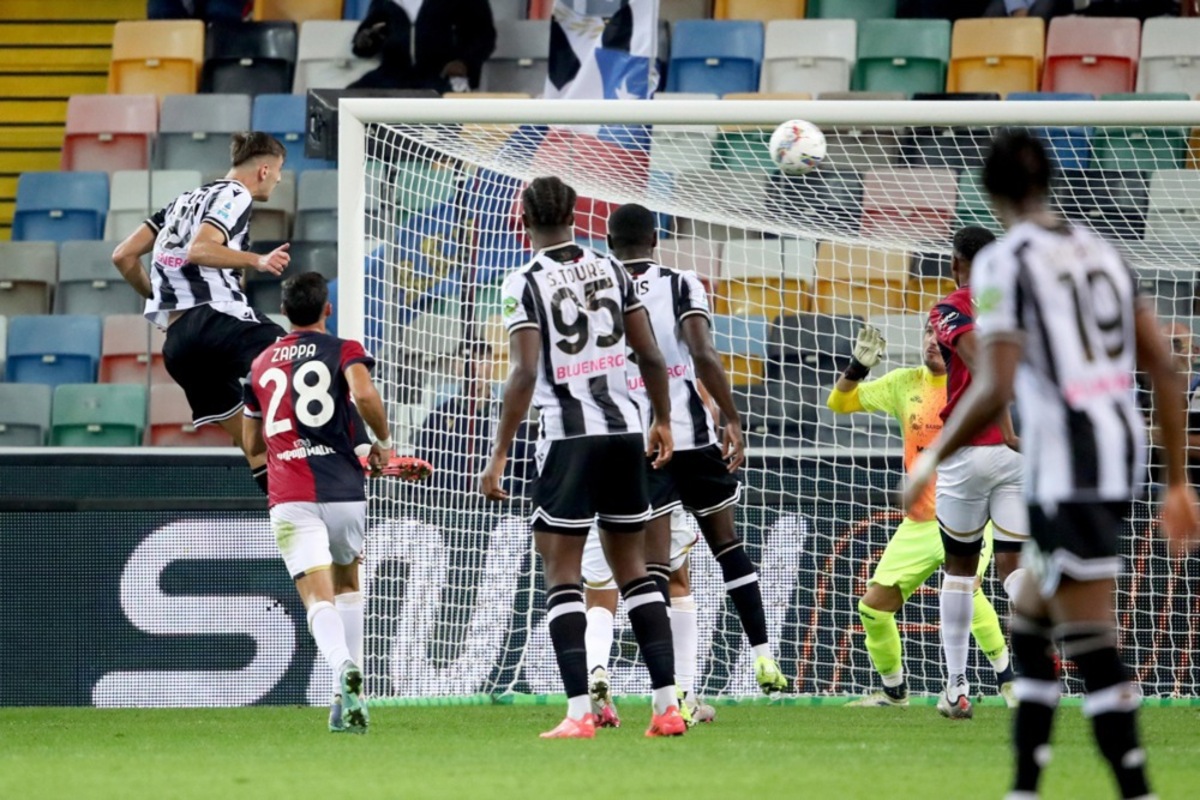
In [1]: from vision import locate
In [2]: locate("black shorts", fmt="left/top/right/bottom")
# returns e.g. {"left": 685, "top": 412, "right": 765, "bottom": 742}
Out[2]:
{"left": 163, "top": 305, "right": 286, "bottom": 427}
{"left": 647, "top": 444, "right": 741, "bottom": 519}
{"left": 1026, "top": 501, "right": 1130, "bottom": 596}
{"left": 531, "top": 434, "right": 651, "bottom": 534}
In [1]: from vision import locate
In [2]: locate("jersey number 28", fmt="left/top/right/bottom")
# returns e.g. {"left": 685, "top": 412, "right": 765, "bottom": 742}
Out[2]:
{"left": 259, "top": 362, "right": 335, "bottom": 437}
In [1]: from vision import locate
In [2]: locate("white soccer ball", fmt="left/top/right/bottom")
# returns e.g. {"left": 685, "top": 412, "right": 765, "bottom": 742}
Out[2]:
{"left": 768, "top": 119, "right": 826, "bottom": 176}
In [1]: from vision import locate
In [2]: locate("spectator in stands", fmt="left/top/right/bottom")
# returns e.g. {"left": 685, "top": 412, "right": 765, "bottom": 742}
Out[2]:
{"left": 983, "top": 0, "right": 1074, "bottom": 20}
{"left": 147, "top": 0, "right": 248, "bottom": 21}
{"left": 349, "top": 0, "right": 496, "bottom": 92}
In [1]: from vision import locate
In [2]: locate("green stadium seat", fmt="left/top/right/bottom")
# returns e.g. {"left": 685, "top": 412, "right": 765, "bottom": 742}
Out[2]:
{"left": 854, "top": 19, "right": 950, "bottom": 95}
{"left": 50, "top": 383, "right": 147, "bottom": 447}
{"left": 1091, "top": 93, "right": 1190, "bottom": 173}
{"left": 808, "top": 0, "right": 894, "bottom": 20}
{"left": 954, "top": 170, "right": 1001, "bottom": 234}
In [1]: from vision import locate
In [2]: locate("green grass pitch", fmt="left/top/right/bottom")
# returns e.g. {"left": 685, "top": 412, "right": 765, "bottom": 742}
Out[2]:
{"left": 3, "top": 704, "right": 1198, "bottom": 799}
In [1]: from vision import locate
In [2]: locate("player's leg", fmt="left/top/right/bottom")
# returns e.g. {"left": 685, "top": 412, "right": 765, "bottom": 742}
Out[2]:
{"left": 666, "top": 514, "right": 710, "bottom": 723}
{"left": 322, "top": 501, "right": 369, "bottom": 732}
{"left": 581, "top": 525, "right": 620, "bottom": 728}
{"left": 970, "top": 529, "right": 1016, "bottom": 705}
{"left": 1007, "top": 574, "right": 1058, "bottom": 799}
{"left": 989, "top": 447, "right": 1032, "bottom": 604}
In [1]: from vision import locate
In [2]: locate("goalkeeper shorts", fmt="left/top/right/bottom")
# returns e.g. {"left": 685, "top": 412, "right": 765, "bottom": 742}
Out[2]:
{"left": 270, "top": 501, "right": 365, "bottom": 579}
{"left": 581, "top": 509, "right": 699, "bottom": 591}
{"left": 870, "top": 517, "right": 994, "bottom": 601}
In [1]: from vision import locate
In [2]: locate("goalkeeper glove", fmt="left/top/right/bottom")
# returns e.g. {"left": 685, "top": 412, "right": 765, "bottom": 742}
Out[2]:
{"left": 844, "top": 325, "right": 886, "bottom": 381}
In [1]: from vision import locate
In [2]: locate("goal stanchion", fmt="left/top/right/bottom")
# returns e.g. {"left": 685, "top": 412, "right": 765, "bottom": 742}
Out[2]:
{"left": 338, "top": 98, "right": 1200, "bottom": 703}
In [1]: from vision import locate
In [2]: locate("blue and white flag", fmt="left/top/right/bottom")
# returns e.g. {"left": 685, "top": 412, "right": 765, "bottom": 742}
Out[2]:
{"left": 544, "top": 0, "right": 659, "bottom": 100}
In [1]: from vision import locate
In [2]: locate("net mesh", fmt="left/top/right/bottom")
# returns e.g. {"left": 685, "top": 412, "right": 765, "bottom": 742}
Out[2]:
{"left": 357, "top": 111, "right": 1200, "bottom": 700}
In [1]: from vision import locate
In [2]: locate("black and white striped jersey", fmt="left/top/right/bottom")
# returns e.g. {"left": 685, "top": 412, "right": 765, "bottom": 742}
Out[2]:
{"left": 622, "top": 258, "right": 718, "bottom": 452}
{"left": 142, "top": 179, "right": 255, "bottom": 328}
{"left": 973, "top": 220, "right": 1146, "bottom": 508}
{"left": 501, "top": 243, "right": 645, "bottom": 441}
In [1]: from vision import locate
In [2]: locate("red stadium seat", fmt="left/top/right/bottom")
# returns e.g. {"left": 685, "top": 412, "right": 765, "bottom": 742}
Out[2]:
{"left": 1043, "top": 16, "right": 1140, "bottom": 95}
{"left": 147, "top": 383, "right": 232, "bottom": 446}
{"left": 860, "top": 167, "right": 957, "bottom": 243}
{"left": 62, "top": 95, "right": 158, "bottom": 173}
{"left": 100, "top": 314, "right": 170, "bottom": 385}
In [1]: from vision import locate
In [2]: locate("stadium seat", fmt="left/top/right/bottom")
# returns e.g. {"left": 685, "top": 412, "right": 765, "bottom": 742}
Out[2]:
{"left": 55, "top": 242, "right": 145, "bottom": 317}
{"left": 489, "top": 0, "right": 527, "bottom": 21}
{"left": 294, "top": 20, "right": 379, "bottom": 93}
{"left": 50, "top": 383, "right": 147, "bottom": 447}
{"left": 481, "top": 20, "right": 550, "bottom": 95}
{"left": 813, "top": 241, "right": 908, "bottom": 318}
{"left": 666, "top": 20, "right": 764, "bottom": 96}
{"left": 954, "top": 170, "right": 1001, "bottom": 234}
{"left": 342, "top": 0, "right": 370, "bottom": 18}
{"left": 1042, "top": 16, "right": 1140, "bottom": 95}
{"left": 286, "top": 239, "right": 338, "bottom": 280}
{"left": 202, "top": 21, "right": 298, "bottom": 96}
{"left": 660, "top": 0, "right": 713, "bottom": 24}
{"left": 1054, "top": 169, "right": 1148, "bottom": 241}
{"left": 765, "top": 167, "right": 864, "bottom": 235}
{"left": 1145, "top": 169, "right": 1200, "bottom": 248}
{"left": 295, "top": 170, "right": 339, "bottom": 240}
{"left": 711, "top": 313, "right": 769, "bottom": 385}
{"left": 1091, "top": 93, "right": 1190, "bottom": 173}
{"left": 657, "top": 237, "right": 721, "bottom": 283}
{"left": 854, "top": 19, "right": 950, "bottom": 95}
{"left": 254, "top": 0, "right": 343, "bottom": 23}
{"left": 715, "top": 0, "right": 805, "bottom": 21}
{"left": 1138, "top": 18, "right": 1200, "bottom": 94}
{"left": 5, "top": 314, "right": 102, "bottom": 387}
{"left": 252, "top": 94, "right": 335, "bottom": 172}
{"left": 0, "top": 383, "right": 52, "bottom": 447}
{"left": 872, "top": 312, "right": 926, "bottom": 367}
{"left": 860, "top": 167, "right": 957, "bottom": 243}
{"left": 108, "top": 20, "right": 205, "bottom": 97}
{"left": 12, "top": 172, "right": 108, "bottom": 243}
{"left": 0, "top": 242, "right": 56, "bottom": 317}
{"left": 947, "top": 17, "right": 1044, "bottom": 97}
{"left": 1137, "top": 271, "right": 1196, "bottom": 322}
{"left": 907, "top": 251, "right": 954, "bottom": 313}
{"left": 1006, "top": 92, "right": 1093, "bottom": 171}
{"left": 249, "top": 171, "right": 296, "bottom": 240}
{"left": 156, "top": 94, "right": 253, "bottom": 172}
{"left": 717, "top": 239, "right": 789, "bottom": 316}
{"left": 105, "top": 170, "right": 203, "bottom": 239}
{"left": 760, "top": 20, "right": 855, "bottom": 95}
{"left": 61, "top": 95, "right": 158, "bottom": 174}
{"left": 99, "top": 314, "right": 169, "bottom": 385}
{"left": 820, "top": 122, "right": 902, "bottom": 171}
{"left": 807, "top": 0, "right": 894, "bottom": 20}
{"left": 649, "top": 93, "right": 720, "bottom": 176}
{"left": 897, "top": 121, "right": 991, "bottom": 172}
{"left": 147, "top": 383, "right": 231, "bottom": 446}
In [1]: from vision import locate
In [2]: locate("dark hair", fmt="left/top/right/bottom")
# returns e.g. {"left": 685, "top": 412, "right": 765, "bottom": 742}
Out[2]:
{"left": 281, "top": 271, "right": 328, "bottom": 326}
{"left": 231, "top": 131, "right": 287, "bottom": 167}
{"left": 952, "top": 225, "right": 996, "bottom": 263}
{"left": 521, "top": 176, "right": 576, "bottom": 228}
{"left": 982, "top": 129, "right": 1052, "bottom": 204}
{"left": 607, "top": 203, "right": 656, "bottom": 251}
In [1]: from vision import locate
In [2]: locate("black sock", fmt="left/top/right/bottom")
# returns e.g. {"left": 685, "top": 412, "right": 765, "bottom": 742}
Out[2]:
{"left": 621, "top": 577, "right": 675, "bottom": 689}
{"left": 1011, "top": 614, "right": 1060, "bottom": 794}
{"left": 546, "top": 584, "right": 589, "bottom": 699}
{"left": 713, "top": 540, "right": 768, "bottom": 647}
{"left": 251, "top": 465, "right": 268, "bottom": 496}
{"left": 646, "top": 562, "right": 670, "bottom": 603}
{"left": 1060, "top": 623, "right": 1150, "bottom": 800}
{"left": 884, "top": 682, "right": 907, "bottom": 701}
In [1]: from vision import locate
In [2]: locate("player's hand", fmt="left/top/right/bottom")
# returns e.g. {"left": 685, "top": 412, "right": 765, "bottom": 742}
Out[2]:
{"left": 721, "top": 418, "right": 745, "bottom": 473}
{"left": 1004, "top": 433, "right": 1022, "bottom": 453}
{"left": 367, "top": 442, "right": 392, "bottom": 478}
{"left": 479, "top": 454, "right": 509, "bottom": 501}
{"left": 852, "top": 325, "right": 886, "bottom": 370}
{"left": 255, "top": 242, "right": 290, "bottom": 276}
{"left": 1161, "top": 482, "right": 1200, "bottom": 555}
{"left": 901, "top": 449, "right": 939, "bottom": 515}
{"left": 647, "top": 421, "right": 674, "bottom": 470}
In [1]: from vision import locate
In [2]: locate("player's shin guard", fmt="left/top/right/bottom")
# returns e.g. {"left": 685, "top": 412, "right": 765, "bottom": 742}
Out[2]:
{"left": 647, "top": 562, "right": 671, "bottom": 604}
{"left": 335, "top": 591, "right": 364, "bottom": 666}
{"left": 971, "top": 588, "right": 1012, "bottom": 680}
{"left": 584, "top": 606, "right": 615, "bottom": 673}
{"left": 1060, "top": 622, "right": 1149, "bottom": 799}
{"left": 621, "top": 577, "right": 675, "bottom": 712}
{"left": 1010, "top": 614, "right": 1060, "bottom": 794}
{"left": 671, "top": 594, "right": 698, "bottom": 695}
{"left": 251, "top": 464, "right": 268, "bottom": 495}
{"left": 858, "top": 599, "right": 903, "bottom": 687}
{"left": 546, "top": 584, "right": 590, "bottom": 715}
{"left": 713, "top": 540, "right": 769, "bottom": 650}
{"left": 307, "top": 601, "right": 352, "bottom": 674}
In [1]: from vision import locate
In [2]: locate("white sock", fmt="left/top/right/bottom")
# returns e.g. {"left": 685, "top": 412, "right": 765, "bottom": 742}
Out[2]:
{"left": 671, "top": 595, "right": 698, "bottom": 695}
{"left": 307, "top": 601, "right": 352, "bottom": 674}
{"left": 752, "top": 643, "right": 773, "bottom": 660}
{"left": 584, "top": 606, "right": 614, "bottom": 673}
{"left": 335, "top": 591, "right": 364, "bottom": 666}
{"left": 940, "top": 574, "right": 975, "bottom": 698}
{"left": 990, "top": 648, "right": 1011, "bottom": 676}
{"left": 1003, "top": 567, "right": 1029, "bottom": 604}
{"left": 652, "top": 685, "right": 677, "bottom": 715}
{"left": 567, "top": 694, "right": 592, "bottom": 721}
{"left": 881, "top": 670, "right": 905, "bottom": 689}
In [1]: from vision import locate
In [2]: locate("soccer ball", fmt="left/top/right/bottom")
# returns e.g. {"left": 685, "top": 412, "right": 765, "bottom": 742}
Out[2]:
{"left": 767, "top": 119, "right": 826, "bottom": 176}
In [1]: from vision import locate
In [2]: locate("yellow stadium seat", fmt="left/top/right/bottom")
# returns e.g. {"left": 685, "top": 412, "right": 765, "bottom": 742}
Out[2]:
{"left": 720, "top": 353, "right": 766, "bottom": 386}
{"left": 108, "top": 20, "right": 204, "bottom": 97}
{"left": 254, "top": 0, "right": 344, "bottom": 23}
{"left": 947, "top": 17, "right": 1044, "bottom": 97}
{"left": 713, "top": 278, "right": 809, "bottom": 316}
{"left": 814, "top": 241, "right": 908, "bottom": 318}
{"left": 906, "top": 276, "right": 956, "bottom": 314}
{"left": 715, "top": 0, "right": 806, "bottom": 21}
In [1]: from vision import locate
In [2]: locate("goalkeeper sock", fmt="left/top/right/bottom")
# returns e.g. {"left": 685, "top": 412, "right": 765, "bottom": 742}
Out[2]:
{"left": 713, "top": 540, "right": 769, "bottom": 648}
{"left": 307, "top": 601, "right": 352, "bottom": 674}
{"left": 584, "top": 606, "right": 614, "bottom": 673}
{"left": 335, "top": 591, "right": 364, "bottom": 666}
{"left": 970, "top": 588, "right": 1012, "bottom": 682}
{"left": 940, "top": 574, "right": 975, "bottom": 698}
{"left": 1011, "top": 614, "right": 1059, "bottom": 795}
{"left": 671, "top": 594, "right": 698, "bottom": 695}
{"left": 621, "top": 577, "right": 675, "bottom": 698}
{"left": 546, "top": 584, "right": 589, "bottom": 714}
{"left": 251, "top": 464, "right": 268, "bottom": 495}
{"left": 858, "top": 599, "right": 903, "bottom": 686}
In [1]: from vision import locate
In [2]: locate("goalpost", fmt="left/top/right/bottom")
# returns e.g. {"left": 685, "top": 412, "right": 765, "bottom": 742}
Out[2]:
{"left": 338, "top": 98, "right": 1200, "bottom": 704}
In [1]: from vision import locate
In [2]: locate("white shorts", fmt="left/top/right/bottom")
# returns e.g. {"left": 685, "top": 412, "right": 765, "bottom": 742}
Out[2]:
{"left": 270, "top": 501, "right": 366, "bottom": 579}
{"left": 936, "top": 445, "right": 1028, "bottom": 548}
{"left": 581, "top": 509, "right": 699, "bottom": 591}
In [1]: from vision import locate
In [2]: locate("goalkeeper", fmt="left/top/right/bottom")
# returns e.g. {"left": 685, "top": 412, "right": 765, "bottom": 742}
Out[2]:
{"left": 828, "top": 321, "right": 1015, "bottom": 707}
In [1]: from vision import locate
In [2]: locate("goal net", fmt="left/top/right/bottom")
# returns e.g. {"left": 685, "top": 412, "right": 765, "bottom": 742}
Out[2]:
{"left": 338, "top": 98, "right": 1200, "bottom": 703}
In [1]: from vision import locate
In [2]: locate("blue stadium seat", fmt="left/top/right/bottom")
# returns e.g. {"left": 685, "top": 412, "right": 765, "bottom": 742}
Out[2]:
{"left": 5, "top": 314, "right": 103, "bottom": 387}
{"left": 1007, "top": 92, "right": 1093, "bottom": 171}
{"left": 252, "top": 94, "right": 336, "bottom": 173}
{"left": 712, "top": 313, "right": 770, "bottom": 359}
{"left": 12, "top": 172, "right": 108, "bottom": 243}
{"left": 343, "top": 0, "right": 369, "bottom": 19}
{"left": 667, "top": 20, "right": 764, "bottom": 96}
{"left": 327, "top": 278, "right": 339, "bottom": 336}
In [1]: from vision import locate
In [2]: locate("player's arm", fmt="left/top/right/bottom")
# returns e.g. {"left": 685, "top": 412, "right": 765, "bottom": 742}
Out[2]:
{"left": 242, "top": 415, "right": 267, "bottom": 458}
{"left": 481, "top": 328, "right": 539, "bottom": 500}
{"left": 110, "top": 224, "right": 155, "bottom": 299}
{"left": 626, "top": 306, "right": 674, "bottom": 468}
{"left": 827, "top": 325, "right": 886, "bottom": 414}
{"left": 956, "top": 330, "right": 1020, "bottom": 450}
{"left": 680, "top": 315, "right": 743, "bottom": 471}
{"left": 346, "top": 362, "right": 393, "bottom": 473}
{"left": 187, "top": 222, "right": 288, "bottom": 275}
